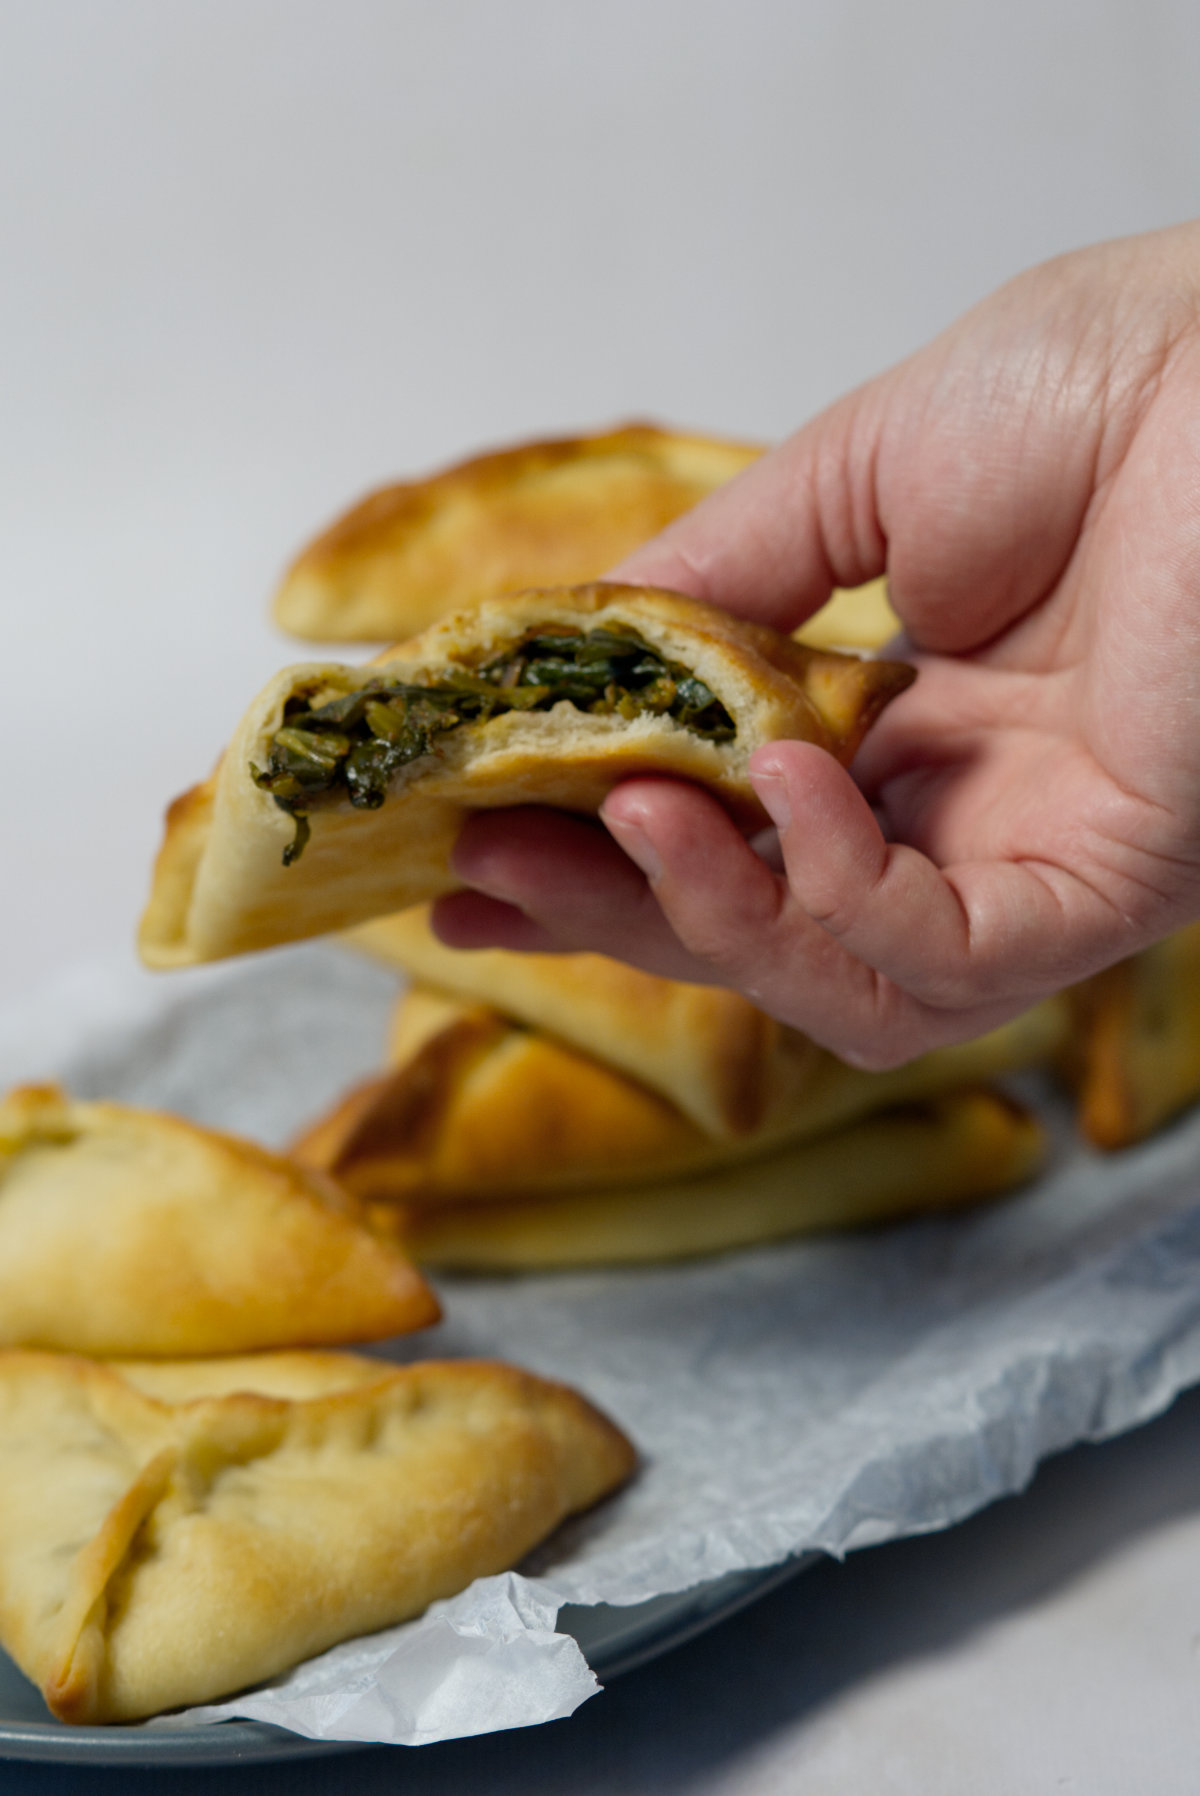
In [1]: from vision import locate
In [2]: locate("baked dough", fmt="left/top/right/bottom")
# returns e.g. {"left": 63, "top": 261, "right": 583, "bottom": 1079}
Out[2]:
{"left": 1062, "top": 923, "right": 1200, "bottom": 1149}
{"left": 0, "top": 1084, "right": 439, "bottom": 1355}
{"left": 273, "top": 422, "right": 763, "bottom": 640}
{"left": 398, "top": 1089, "right": 1046, "bottom": 1269}
{"left": 345, "top": 908, "right": 1065, "bottom": 1144}
{"left": 292, "top": 984, "right": 1068, "bottom": 1207}
{"left": 0, "top": 1349, "right": 635, "bottom": 1722}
{"left": 139, "top": 583, "right": 914, "bottom": 969}
{"left": 113, "top": 1350, "right": 403, "bottom": 1403}
{"left": 345, "top": 904, "right": 785, "bottom": 1137}
{"left": 793, "top": 576, "right": 901, "bottom": 652}
{"left": 291, "top": 986, "right": 707, "bottom": 1202}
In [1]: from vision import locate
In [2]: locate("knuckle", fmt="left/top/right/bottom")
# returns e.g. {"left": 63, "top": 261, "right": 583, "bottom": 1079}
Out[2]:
{"left": 670, "top": 919, "right": 764, "bottom": 983}
{"left": 659, "top": 871, "right": 785, "bottom": 980}
{"left": 801, "top": 888, "right": 865, "bottom": 940}
{"left": 906, "top": 947, "right": 1020, "bottom": 1012}
{"left": 796, "top": 850, "right": 888, "bottom": 943}
{"left": 906, "top": 967, "right": 978, "bottom": 1011}
{"left": 670, "top": 916, "right": 775, "bottom": 987}
{"left": 832, "top": 977, "right": 965, "bottom": 1070}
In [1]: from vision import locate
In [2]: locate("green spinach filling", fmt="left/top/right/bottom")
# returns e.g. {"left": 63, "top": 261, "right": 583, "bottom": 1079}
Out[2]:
{"left": 252, "top": 625, "right": 736, "bottom": 865}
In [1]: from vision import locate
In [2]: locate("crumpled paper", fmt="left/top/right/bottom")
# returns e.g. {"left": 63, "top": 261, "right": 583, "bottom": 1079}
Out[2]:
{"left": 164, "top": 1575, "right": 599, "bottom": 1743}
{"left": 7, "top": 944, "right": 1200, "bottom": 1745}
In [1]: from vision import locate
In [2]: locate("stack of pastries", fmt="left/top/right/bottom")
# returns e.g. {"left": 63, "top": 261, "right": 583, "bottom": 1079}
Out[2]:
{"left": 8, "top": 421, "right": 1200, "bottom": 1730}
{"left": 296, "top": 908, "right": 1059, "bottom": 1268}
{"left": 292, "top": 901, "right": 1200, "bottom": 1271}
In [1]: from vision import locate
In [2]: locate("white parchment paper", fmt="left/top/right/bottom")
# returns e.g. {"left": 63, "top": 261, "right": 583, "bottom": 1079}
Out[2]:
{"left": 8, "top": 945, "right": 1200, "bottom": 1745}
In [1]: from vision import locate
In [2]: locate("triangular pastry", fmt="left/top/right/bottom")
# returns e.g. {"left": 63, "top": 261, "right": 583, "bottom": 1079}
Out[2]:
{"left": 398, "top": 1089, "right": 1047, "bottom": 1270}
{"left": 792, "top": 576, "right": 901, "bottom": 652}
{"left": 273, "top": 422, "right": 763, "bottom": 641}
{"left": 291, "top": 985, "right": 1068, "bottom": 1208}
{"left": 343, "top": 907, "right": 1064, "bottom": 1144}
{"left": 0, "top": 1084, "right": 439, "bottom": 1355}
{"left": 346, "top": 904, "right": 785, "bottom": 1137}
{"left": 0, "top": 1350, "right": 635, "bottom": 1722}
{"left": 139, "top": 583, "right": 913, "bottom": 970}
{"left": 1061, "top": 923, "right": 1200, "bottom": 1149}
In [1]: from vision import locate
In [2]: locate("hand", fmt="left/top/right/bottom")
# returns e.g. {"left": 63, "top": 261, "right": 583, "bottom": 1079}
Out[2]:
{"left": 436, "top": 224, "right": 1200, "bottom": 1067}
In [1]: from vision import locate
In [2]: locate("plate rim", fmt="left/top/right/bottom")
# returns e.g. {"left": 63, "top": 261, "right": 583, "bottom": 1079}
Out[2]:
{"left": 0, "top": 1556, "right": 811, "bottom": 1765}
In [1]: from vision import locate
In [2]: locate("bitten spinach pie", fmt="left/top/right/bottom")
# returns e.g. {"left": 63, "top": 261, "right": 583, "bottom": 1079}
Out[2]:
{"left": 139, "top": 583, "right": 914, "bottom": 968}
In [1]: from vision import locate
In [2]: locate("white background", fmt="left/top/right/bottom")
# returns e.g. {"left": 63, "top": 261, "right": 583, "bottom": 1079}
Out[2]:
{"left": 4, "top": 5, "right": 1200, "bottom": 1789}
{"left": 5, "top": 1, "right": 1200, "bottom": 999}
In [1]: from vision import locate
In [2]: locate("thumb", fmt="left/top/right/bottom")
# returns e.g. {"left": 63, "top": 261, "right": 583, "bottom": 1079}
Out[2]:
{"left": 607, "top": 381, "right": 892, "bottom": 634}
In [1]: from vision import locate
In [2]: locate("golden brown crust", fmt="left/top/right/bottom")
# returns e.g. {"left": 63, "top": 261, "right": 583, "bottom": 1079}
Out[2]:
{"left": 138, "top": 584, "right": 913, "bottom": 970}
{"left": 274, "top": 422, "right": 763, "bottom": 640}
{"left": 111, "top": 1350, "right": 402, "bottom": 1403}
{"left": 0, "top": 1083, "right": 439, "bottom": 1354}
{"left": 400, "top": 1089, "right": 1046, "bottom": 1270}
{"left": 1061, "top": 923, "right": 1200, "bottom": 1149}
{"left": 0, "top": 1350, "right": 634, "bottom": 1722}
{"left": 293, "top": 993, "right": 706, "bottom": 1203}
{"left": 290, "top": 996, "right": 514, "bottom": 1185}
{"left": 293, "top": 986, "right": 1069, "bottom": 1208}
{"left": 136, "top": 780, "right": 218, "bottom": 971}
{"left": 793, "top": 577, "right": 901, "bottom": 652}
{"left": 346, "top": 905, "right": 781, "bottom": 1138}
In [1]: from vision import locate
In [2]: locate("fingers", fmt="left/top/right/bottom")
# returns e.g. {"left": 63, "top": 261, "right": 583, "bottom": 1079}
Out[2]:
{"left": 595, "top": 778, "right": 961, "bottom": 1065}
{"left": 749, "top": 742, "right": 974, "bottom": 1004}
{"left": 610, "top": 265, "right": 1136, "bottom": 657}
{"left": 747, "top": 740, "right": 1102, "bottom": 1008}
{"left": 445, "top": 806, "right": 717, "bottom": 982}
{"left": 443, "top": 786, "right": 1040, "bottom": 1065}
{"left": 600, "top": 769, "right": 1091, "bottom": 1063}
{"left": 442, "top": 763, "right": 1107, "bottom": 1067}
{"left": 597, "top": 781, "right": 820, "bottom": 1011}
{"left": 432, "top": 890, "right": 565, "bottom": 955}
{"left": 607, "top": 390, "right": 889, "bottom": 633}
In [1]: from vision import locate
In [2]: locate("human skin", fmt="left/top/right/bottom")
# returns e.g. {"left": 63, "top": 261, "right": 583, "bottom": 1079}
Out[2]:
{"left": 435, "top": 223, "right": 1200, "bottom": 1068}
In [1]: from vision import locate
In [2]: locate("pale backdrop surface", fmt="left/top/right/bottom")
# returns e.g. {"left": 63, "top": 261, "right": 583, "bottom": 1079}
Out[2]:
{"left": 4, "top": 0, "right": 1198, "bottom": 996}
{"left": 4, "top": 9, "right": 1200, "bottom": 1791}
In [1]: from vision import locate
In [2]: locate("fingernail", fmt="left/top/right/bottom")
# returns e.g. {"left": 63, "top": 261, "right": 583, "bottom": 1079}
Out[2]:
{"left": 604, "top": 812, "right": 663, "bottom": 882}
{"left": 751, "top": 769, "right": 791, "bottom": 833}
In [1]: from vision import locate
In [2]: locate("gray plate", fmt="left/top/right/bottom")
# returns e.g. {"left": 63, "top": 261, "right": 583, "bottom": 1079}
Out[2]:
{"left": 0, "top": 1556, "right": 809, "bottom": 1764}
